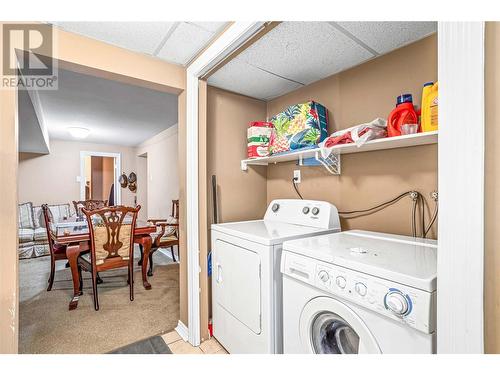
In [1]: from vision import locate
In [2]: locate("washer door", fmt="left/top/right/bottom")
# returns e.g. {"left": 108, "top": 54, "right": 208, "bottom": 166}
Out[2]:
{"left": 300, "top": 297, "right": 381, "bottom": 354}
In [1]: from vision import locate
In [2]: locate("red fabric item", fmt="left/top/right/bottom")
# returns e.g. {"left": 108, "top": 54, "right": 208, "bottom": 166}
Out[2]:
{"left": 324, "top": 128, "right": 371, "bottom": 147}
{"left": 248, "top": 121, "right": 273, "bottom": 128}
{"left": 53, "top": 243, "right": 67, "bottom": 254}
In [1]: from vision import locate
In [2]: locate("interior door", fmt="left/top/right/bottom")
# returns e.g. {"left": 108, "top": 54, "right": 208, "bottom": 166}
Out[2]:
{"left": 214, "top": 239, "right": 261, "bottom": 334}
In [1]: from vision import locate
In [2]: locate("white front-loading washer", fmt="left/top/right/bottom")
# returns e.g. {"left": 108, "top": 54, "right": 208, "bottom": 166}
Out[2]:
{"left": 281, "top": 230, "right": 437, "bottom": 354}
{"left": 211, "top": 199, "right": 341, "bottom": 354}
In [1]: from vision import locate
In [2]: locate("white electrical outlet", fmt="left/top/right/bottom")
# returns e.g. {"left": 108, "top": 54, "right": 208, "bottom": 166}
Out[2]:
{"left": 293, "top": 170, "right": 301, "bottom": 183}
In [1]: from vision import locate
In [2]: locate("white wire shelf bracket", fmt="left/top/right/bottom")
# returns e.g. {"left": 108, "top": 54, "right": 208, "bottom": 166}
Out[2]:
{"left": 240, "top": 130, "right": 438, "bottom": 174}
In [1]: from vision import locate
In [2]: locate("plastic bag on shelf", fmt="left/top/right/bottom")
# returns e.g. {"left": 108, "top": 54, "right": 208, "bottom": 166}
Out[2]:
{"left": 319, "top": 118, "right": 387, "bottom": 159}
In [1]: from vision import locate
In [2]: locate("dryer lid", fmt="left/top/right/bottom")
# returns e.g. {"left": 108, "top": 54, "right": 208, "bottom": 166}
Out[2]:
{"left": 283, "top": 230, "right": 437, "bottom": 291}
{"left": 212, "top": 220, "right": 338, "bottom": 246}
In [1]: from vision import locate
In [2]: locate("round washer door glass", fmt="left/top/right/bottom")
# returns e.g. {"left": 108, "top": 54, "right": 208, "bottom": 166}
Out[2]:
{"left": 311, "top": 312, "right": 359, "bottom": 354}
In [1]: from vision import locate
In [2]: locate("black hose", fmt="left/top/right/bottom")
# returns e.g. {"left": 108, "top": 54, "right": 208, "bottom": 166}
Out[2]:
{"left": 292, "top": 178, "right": 303, "bottom": 200}
{"left": 424, "top": 200, "right": 438, "bottom": 237}
{"left": 339, "top": 191, "right": 411, "bottom": 215}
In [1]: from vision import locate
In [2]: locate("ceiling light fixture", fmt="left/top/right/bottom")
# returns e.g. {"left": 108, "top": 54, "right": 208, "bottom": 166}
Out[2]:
{"left": 67, "top": 127, "right": 90, "bottom": 139}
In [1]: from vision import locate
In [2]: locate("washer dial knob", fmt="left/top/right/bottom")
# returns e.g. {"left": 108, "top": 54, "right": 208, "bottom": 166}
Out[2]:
{"left": 302, "top": 207, "right": 310, "bottom": 214}
{"left": 385, "top": 291, "right": 409, "bottom": 316}
{"left": 311, "top": 207, "right": 320, "bottom": 216}
{"left": 318, "top": 270, "right": 329, "bottom": 283}
{"left": 335, "top": 276, "right": 346, "bottom": 289}
{"left": 271, "top": 203, "right": 280, "bottom": 212}
{"left": 355, "top": 282, "right": 367, "bottom": 296}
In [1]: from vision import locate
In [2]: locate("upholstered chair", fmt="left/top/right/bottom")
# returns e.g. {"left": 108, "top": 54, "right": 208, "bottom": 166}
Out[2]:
{"left": 77, "top": 205, "right": 140, "bottom": 311}
{"left": 140, "top": 199, "right": 179, "bottom": 276}
{"left": 42, "top": 204, "right": 68, "bottom": 291}
{"left": 72, "top": 199, "right": 108, "bottom": 217}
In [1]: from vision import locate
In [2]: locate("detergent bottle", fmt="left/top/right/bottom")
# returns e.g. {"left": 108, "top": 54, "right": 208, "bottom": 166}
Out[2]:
{"left": 421, "top": 82, "right": 438, "bottom": 132}
{"left": 387, "top": 94, "right": 419, "bottom": 137}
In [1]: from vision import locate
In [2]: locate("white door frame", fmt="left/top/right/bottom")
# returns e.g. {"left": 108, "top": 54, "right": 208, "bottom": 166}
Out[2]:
{"left": 185, "top": 22, "right": 265, "bottom": 346}
{"left": 186, "top": 21, "right": 486, "bottom": 352}
{"left": 79, "top": 151, "right": 122, "bottom": 205}
{"left": 437, "top": 22, "right": 485, "bottom": 353}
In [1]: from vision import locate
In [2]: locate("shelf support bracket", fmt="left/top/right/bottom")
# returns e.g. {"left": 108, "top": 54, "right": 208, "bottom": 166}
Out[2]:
{"left": 315, "top": 150, "right": 341, "bottom": 175}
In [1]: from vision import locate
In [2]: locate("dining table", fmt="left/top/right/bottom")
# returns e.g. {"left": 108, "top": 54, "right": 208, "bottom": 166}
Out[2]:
{"left": 51, "top": 216, "right": 157, "bottom": 310}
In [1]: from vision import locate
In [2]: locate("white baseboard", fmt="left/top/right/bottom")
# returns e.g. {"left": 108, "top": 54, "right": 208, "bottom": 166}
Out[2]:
{"left": 175, "top": 320, "right": 189, "bottom": 342}
{"left": 158, "top": 247, "right": 179, "bottom": 261}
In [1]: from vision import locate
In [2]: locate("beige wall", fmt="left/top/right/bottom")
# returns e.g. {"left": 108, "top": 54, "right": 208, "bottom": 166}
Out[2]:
{"left": 136, "top": 125, "right": 179, "bottom": 220}
{"left": 207, "top": 86, "right": 268, "bottom": 224}
{"left": 266, "top": 35, "right": 438, "bottom": 238}
{"left": 485, "top": 21, "right": 500, "bottom": 354}
{"left": 18, "top": 140, "right": 138, "bottom": 209}
{"left": 204, "top": 86, "right": 268, "bottom": 327}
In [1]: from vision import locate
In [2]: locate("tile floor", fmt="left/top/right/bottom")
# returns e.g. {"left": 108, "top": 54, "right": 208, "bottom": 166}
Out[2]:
{"left": 161, "top": 331, "right": 228, "bottom": 354}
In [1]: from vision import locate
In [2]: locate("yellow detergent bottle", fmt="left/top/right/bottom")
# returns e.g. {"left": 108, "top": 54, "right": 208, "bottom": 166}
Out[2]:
{"left": 421, "top": 81, "right": 438, "bottom": 132}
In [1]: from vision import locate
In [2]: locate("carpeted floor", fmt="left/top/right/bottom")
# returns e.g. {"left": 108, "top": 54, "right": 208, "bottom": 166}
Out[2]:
{"left": 19, "top": 249, "right": 180, "bottom": 354}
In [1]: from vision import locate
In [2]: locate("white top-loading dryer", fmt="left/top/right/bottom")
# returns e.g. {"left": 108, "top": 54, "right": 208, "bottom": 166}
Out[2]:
{"left": 211, "top": 199, "right": 341, "bottom": 354}
{"left": 281, "top": 230, "right": 437, "bottom": 354}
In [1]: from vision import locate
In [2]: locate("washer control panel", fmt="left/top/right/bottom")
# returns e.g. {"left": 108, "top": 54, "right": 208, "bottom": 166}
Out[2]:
{"left": 264, "top": 199, "right": 341, "bottom": 230}
{"left": 282, "top": 251, "right": 436, "bottom": 334}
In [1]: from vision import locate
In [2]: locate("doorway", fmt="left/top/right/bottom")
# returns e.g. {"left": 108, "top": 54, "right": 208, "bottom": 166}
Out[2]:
{"left": 80, "top": 151, "right": 121, "bottom": 205}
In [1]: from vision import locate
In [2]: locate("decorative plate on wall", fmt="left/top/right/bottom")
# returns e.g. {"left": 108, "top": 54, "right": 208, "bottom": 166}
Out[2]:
{"left": 119, "top": 173, "right": 128, "bottom": 188}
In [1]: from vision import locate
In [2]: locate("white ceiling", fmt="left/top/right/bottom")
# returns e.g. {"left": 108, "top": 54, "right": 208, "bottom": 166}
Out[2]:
{"left": 30, "top": 68, "right": 178, "bottom": 146}
{"left": 51, "top": 22, "right": 229, "bottom": 65}
{"left": 208, "top": 21, "right": 437, "bottom": 100}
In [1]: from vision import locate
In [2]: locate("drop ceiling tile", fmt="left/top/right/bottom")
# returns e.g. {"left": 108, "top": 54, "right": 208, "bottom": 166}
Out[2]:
{"left": 52, "top": 22, "right": 175, "bottom": 55}
{"left": 190, "top": 22, "right": 228, "bottom": 33}
{"left": 237, "top": 21, "right": 374, "bottom": 86}
{"left": 208, "top": 57, "right": 302, "bottom": 100}
{"left": 156, "top": 22, "right": 214, "bottom": 65}
{"left": 335, "top": 21, "right": 437, "bottom": 55}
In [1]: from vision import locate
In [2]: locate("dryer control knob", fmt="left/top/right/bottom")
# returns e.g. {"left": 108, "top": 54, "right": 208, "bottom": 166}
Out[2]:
{"left": 318, "top": 270, "right": 329, "bottom": 283}
{"left": 355, "top": 282, "right": 367, "bottom": 296}
{"left": 302, "top": 207, "right": 310, "bottom": 214}
{"left": 385, "top": 291, "right": 409, "bottom": 316}
{"left": 312, "top": 207, "right": 320, "bottom": 215}
{"left": 271, "top": 203, "right": 280, "bottom": 212}
{"left": 336, "top": 276, "right": 346, "bottom": 289}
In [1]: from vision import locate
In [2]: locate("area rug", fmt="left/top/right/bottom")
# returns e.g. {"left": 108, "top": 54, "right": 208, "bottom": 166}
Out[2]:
{"left": 19, "top": 253, "right": 179, "bottom": 354}
{"left": 109, "top": 335, "right": 172, "bottom": 354}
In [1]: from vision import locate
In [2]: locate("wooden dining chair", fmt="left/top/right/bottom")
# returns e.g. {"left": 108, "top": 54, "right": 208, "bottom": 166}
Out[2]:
{"left": 139, "top": 200, "right": 179, "bottom": 276}
{"left": 42, "top": 204, "right": 69, "bottom": 291}
{"left": 73, "top": 199, "right": 108, "bottom": 217}
{"left": 77, "top": 205, "right": 140, "bottom": 311}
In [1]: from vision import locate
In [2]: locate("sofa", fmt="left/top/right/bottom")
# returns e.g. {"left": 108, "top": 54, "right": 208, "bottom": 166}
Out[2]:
{"left": 18, "top": 202, "right": 72, "bottom": 259}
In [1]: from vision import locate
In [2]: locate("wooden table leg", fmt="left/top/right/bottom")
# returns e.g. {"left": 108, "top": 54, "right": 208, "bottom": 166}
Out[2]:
{"left": 139, "top": 235, "right": 152, "bottom": 290}
{"left": 67, "top": 243, "right": 83, "bottom": 311}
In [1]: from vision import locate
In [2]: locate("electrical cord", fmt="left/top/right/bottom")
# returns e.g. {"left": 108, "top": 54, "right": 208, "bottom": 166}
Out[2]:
{"left": 292, "top": 178, "right": 303, "bottom": 199}
{"left": 338, "top": 191, "right": 412, "bottom": 215}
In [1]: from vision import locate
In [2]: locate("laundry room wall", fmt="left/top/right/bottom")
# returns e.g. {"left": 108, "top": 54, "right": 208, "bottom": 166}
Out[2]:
{"left": 205, "top": 85, "right": 268, "bottom": 323}
{"left": 265, "top": 34, "right": 438, "bottom": 239}
{"left": 207, "top": 86, "right": 268, "bottom": 224}
{"left": 484, "top": 21, "right": 500, "bottom": 354}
